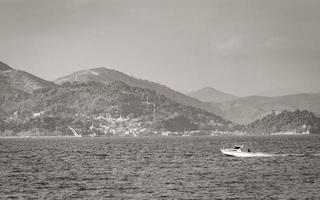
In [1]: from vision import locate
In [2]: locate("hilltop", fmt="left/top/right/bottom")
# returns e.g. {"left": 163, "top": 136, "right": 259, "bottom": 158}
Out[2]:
{"left": 188, "top": 87, "right": 238, "bottom": 103}
{"left": 54, "top": 67, "right": 216, "bottom": 115}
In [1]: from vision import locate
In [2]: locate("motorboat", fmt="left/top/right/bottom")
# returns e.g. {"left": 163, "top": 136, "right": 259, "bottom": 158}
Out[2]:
{"left": 220, "top": 145, "right": 273, "bottom": 157}
{"left": 220, "top": 145, "right": 247, "bottom": 157}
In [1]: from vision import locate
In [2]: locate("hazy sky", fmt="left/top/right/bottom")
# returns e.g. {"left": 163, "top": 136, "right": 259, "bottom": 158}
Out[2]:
{"left": 1, "top": 0, "right": 320, "bottom": 96}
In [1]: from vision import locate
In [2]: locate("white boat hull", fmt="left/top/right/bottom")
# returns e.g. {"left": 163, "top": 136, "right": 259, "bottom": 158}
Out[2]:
{"left": 220, "top": 149, "right": 272, "bottom": 157}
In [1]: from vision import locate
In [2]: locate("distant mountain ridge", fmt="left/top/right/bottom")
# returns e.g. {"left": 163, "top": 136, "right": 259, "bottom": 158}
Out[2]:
{"left": 188, "top": 87, "right": 238, "bottom": 103}
{"left": 55, "top": 67, "right": 217, "bottom": 115}
{"left": 256, "top": 87, "right": 301, "bottom": 97}
{"left": 0, "top": 61, "right": 57, "bottom": 94}
{"left": 213, "top": 93, "right": 320, "bottom": 124}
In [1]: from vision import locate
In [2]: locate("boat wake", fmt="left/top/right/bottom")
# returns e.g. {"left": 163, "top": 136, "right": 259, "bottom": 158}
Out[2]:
{"left": 232, "top": 152, "right": 273, "bottom": 157}
{"left": 274, "top": 153, "right": 320, "bottom": 157}
{"left": 231, "top": 153, "right": 320, "bottom": 158}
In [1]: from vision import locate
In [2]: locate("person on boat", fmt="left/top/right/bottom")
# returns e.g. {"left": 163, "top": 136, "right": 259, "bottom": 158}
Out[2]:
{"left": 247, "top": 148, "right": 251, "bottom": 152}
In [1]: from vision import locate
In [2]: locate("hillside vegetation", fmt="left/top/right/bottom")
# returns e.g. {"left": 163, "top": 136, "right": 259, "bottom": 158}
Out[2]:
{"left": 246, "top": 110, "right": 320, "bottom": 134}
{"left": 54, "top": 67, "right": 217, "bottom": 117}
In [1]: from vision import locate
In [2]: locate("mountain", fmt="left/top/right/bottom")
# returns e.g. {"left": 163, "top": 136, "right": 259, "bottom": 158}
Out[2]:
{"left": 0, "top": 81, "right": 233, "bottom": 136}
{"left": 213, "top": 93, "right": 320, "bottom": 124}
{"left": 256, "top": 87, "right": 301, "bottom": 97}
{"left": 0, "top": 74, "right": 30, "bottom": 118}
{"left": 0, "top": 61, "right": 12, "bottom": 71}
{"left": 0, "top": 61, "right": 57, "bottom": 94}
{"left": 246, "top": 110, "right": 320, "bottom": 134}
{"left": 188, "top": 87, "right": 238, "bottom": 102}
{"left": 55, "top": 67, "right": 217, "bottom": 114}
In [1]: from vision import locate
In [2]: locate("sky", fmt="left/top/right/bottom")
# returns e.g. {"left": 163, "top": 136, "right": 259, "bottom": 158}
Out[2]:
{"left": 1, "top": 0, "right": 320, "bottom": 96}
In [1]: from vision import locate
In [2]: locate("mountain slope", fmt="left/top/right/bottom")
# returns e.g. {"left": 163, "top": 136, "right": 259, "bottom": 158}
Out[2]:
{"left": 256, "top": 87, "right": 301, "bottom": 97}
{"left": 0, "top": 61, "right": 12, "bottom": 71}
{"left": 188, "top": 87, "right": 238, "bottom": 102}
{"left": 0, "top": 74, "right": 30, "bottom": 117}
{"left": 213, "top": 93, "right": 320, "bottom": 124}
{"left": 0, "top": 61, "right": 57, "bottom": 94}
{"left": 0, "top": 81, "right": 233, "bottom": 135}
{"left": 55, "top": 67, "right": 217, "bottom": 114}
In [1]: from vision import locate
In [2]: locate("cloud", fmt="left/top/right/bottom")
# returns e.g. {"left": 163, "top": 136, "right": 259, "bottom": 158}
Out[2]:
{"left": 216, "top": 36, "right": 245, "bottom": 54}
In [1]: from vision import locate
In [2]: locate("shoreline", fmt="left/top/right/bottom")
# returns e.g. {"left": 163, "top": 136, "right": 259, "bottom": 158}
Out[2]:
{"left": 0, "top": 134, "right": 315, "bottom": 139}
{"left": 0, "top": 135, "right": 80, "bottom": 139}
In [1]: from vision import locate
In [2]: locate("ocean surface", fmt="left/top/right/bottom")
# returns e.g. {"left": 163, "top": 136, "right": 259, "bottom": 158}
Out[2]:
{"left": 0, "top": 135, "right": 320, "bottom": 199}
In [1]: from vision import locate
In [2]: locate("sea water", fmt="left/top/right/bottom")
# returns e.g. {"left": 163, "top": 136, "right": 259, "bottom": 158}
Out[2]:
{"left": 0, "top": 135, "right": 319, "bottom": 199}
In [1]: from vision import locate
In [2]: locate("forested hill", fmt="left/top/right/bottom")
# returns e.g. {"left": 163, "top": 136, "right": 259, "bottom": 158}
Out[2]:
{"left": 246, "top": 110, "right": 320, "bottom": 134}
{"left": 54, "top": 67, "right": 217, "bottom": 116}
{"left": 0, "top": 81, "right": 233, "bottom": 136}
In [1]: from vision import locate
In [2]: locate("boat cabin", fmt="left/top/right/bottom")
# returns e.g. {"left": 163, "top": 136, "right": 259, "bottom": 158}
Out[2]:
{"left": 229, "top": 145, "right": 243, "bottom": 152}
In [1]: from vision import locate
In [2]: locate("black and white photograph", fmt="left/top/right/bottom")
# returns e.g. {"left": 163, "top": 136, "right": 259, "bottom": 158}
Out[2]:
{"left": 1, "top": 0, "right": 320, "bottom": 199}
